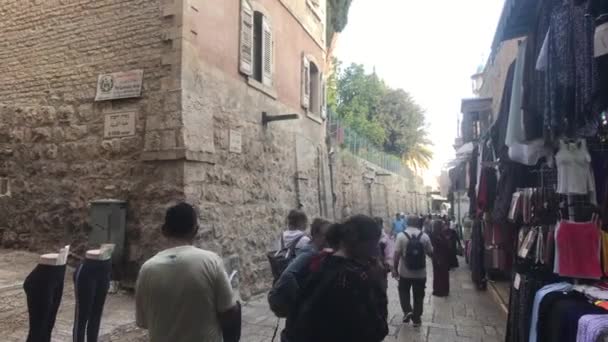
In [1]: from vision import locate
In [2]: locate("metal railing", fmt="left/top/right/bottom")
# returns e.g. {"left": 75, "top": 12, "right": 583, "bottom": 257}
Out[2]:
{"left": 326, "top": 110, "right": 411, "bottom": 178}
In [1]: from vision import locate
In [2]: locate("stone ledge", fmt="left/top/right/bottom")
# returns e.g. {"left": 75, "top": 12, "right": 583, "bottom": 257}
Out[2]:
{"left": 247, "top": 78, "right": 278, "bottom": 100}
{"left": 306, "top": 112, "right": 323, "bottom": 125}
{"left": 141, "top": 149, "right": 215, "bottom": 164}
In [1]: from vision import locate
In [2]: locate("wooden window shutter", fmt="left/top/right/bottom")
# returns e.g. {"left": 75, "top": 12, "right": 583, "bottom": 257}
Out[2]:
{"left": 320, "top": 72, "right": 327, "bottom": 119}
{"left": 239, "top": 0, "right": 254, "bottom": 76}
{"left": 301, "top": 56, "right": 310, "bottom": 109}
{"left": 261, "top": 16, "right": 273, "bottom": 86}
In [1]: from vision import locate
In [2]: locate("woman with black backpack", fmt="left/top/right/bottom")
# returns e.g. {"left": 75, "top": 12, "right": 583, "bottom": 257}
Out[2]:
{"left": 290, "top": 215, "right": 389, "bottom": 342}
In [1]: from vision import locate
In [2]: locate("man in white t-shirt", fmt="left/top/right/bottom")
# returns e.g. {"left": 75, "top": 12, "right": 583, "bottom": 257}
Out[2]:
{"left": 136, "top": 203, "right": 240, "bottom": 342}
{"left": 393, "top": 215, "right": 433, "bottom": 327}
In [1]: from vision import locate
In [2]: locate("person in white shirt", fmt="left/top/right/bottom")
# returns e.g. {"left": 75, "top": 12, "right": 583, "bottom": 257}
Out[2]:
{"left": 393, "top": 215, "right": 433, "bottom": 327}
{"left": 136, "top": 203, "right": 240, "bottom": 342}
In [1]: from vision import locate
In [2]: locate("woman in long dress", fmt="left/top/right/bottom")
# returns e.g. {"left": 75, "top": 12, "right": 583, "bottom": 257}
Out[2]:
{"left": 430, "top": 220, "right": 450, "bottom": 297}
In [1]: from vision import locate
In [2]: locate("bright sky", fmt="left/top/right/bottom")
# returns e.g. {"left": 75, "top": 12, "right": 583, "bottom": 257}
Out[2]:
{"left": 334, "top": 0, "right": 505, "bottom": 188}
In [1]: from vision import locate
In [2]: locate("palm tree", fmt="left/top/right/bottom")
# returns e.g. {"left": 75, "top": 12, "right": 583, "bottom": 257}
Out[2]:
{"left": 404, "top": 145, "right": 433, "bottom": 170}
{"left": 403, "top": 136, "right": 433, "bottom": 171}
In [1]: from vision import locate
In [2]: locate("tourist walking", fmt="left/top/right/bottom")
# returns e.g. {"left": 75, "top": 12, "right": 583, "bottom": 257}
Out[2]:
{"left": 430, "top": 220, "right": 450, "bottom": 297}
{"left": 268, "top": 218, "right": 332, "bottom": 342}
{"left": 276, "top": 209, "right": 310, "bottom": 256}
{"left": 393, "top": 215, "right": 433, "bottom": 327}
{"left": 391, "top": 213, "right": 406, "bottom": 238}
{"left": 374, "top": 217, "right": 394, "bottom": 290}
{"left": 291, "top": 215, "right": 389, "bottom": 342}
{"left": 135, "top": 203, "right": 241, "bottom": 342}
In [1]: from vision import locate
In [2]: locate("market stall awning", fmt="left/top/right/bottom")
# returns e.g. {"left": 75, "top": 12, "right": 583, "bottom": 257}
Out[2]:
{"left": 491, "top": 0, "right": 537, "bottom": 54}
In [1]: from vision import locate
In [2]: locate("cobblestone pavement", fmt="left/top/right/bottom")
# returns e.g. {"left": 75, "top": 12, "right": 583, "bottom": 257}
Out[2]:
{"left": 0, "top": 250, "right": 505, "bottom": 342}
{"left": 240, "top": 258, "right": 507, "bottom": 342}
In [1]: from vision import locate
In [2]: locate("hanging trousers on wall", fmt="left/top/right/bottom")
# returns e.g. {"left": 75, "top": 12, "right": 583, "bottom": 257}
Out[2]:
{"left": 73, "top": 259, "right": 111, "bottom": 342}
{"left": 23, "top": 264, "right": 67, "bottom": 342}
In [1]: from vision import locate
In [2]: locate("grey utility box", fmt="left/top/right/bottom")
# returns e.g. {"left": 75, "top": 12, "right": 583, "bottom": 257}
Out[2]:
{"left": 89, "top": 199, "right": 127, "bottom": 264}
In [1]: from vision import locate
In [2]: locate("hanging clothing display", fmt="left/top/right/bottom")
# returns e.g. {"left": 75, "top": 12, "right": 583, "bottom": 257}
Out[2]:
{"left": 523, "top": 0, "right": 562, "bottom": 141}
{"left": 482, "top": 2, "right": 608, "bottom": 342}
{"left": 553, "top": 296, "right": 606, "bottom": 342}
{"left": 506, "top": 273, "right": 547, "bottom": 342}
{"left": 529, "top": 282, "right": 575, "bottom": 342}
{"left": 23, "top": 264, "right": 67, "bottom": 342}
{"left": 73, "top": 259, "right": 112, "bottom": 342}
{"left": 546, "top": 2, "right": 599, "bottom": 138}
{"left": 508, "top": 139, "right": 553, "bottom": 166}
{"left": 602, "top": 231, "right": 608, "bottom": 275}
{"left": 576, "top": 315, "right": 608, "bottom": 342}
{"left": 506, "top": 39, "right": 528, "bottom": 147}
{"left": 555, "top": 220, "right": 602, "bottom": 279}
{"left": 555, "top": 139, "right": 597, "bottom": 202}
{"left": 593, "top": 13, "right": 608, "bottom": 112}
{"left": 492, "top": 61, "right": 517, "bottom": 159}
{"left": 470, "top": 219, "right": 486, "bottom": 290}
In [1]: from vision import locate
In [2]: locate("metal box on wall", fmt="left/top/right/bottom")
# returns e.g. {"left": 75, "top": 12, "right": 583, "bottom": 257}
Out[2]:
{"left": 89, "top": 199, "right": 127, "bottom": 264}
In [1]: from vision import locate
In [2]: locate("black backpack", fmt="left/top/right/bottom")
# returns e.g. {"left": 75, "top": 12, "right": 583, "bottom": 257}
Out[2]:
{"left": 267, "top": 234, "right": 306, "bottom": 283}
{"left": 404, "top": 232, "right": 426, "bottom": 270}
{"left": 291, "top": 255, "right": 388, "bottom": 342}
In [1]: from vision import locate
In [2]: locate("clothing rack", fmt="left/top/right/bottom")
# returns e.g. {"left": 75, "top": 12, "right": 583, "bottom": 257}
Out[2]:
{"left": 530, "top": 164, "right": 558, "bottom": 190}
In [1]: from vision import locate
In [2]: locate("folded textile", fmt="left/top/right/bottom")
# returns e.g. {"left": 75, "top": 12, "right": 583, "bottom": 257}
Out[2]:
{"left": 576, "top": 315, "right": 608, "bottom": 342}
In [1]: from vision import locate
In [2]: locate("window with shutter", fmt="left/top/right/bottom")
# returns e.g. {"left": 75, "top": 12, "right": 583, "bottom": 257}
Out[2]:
{"left": 261, "top": 17, "right": 273, "bottom": 86}
{"left": 239, "top": 0, "right": 254, "bottom": 76}
{"left": 301, "top": 56, "right": 310, "bottom": 109}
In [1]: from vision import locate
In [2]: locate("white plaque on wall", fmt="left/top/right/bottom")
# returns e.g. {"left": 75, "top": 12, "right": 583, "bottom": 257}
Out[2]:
{"left": 229, "top": 130, "right": 242, "bottom": 154}
{"left": 95, "top": 69, "right": 144, "bottom": 101}
{"left": 104, "top": 112, "right": 136, "bottom": 138}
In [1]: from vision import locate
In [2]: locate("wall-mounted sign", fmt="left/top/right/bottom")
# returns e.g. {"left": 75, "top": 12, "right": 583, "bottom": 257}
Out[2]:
{"left": 95, "top": 69, "right": 143, "bottom": 101}
{"left": 104, "top": 112, "right": 136, "bottom": 138}
{"left": 229, "top": 130, "right": 242, "bottom": 154}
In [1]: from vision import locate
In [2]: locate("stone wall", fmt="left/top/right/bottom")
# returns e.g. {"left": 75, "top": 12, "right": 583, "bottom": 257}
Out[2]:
{"left": 332, "top": 152, "right": 422, "bottom": 226}
{"left": 178, "top": 51, "right": 330, "bottom": 298}
{"left": 0, "top": 0, "right": 182, "bottom": 277}
{"left": 0, "top": 0, "right": 419, "bottom": 298}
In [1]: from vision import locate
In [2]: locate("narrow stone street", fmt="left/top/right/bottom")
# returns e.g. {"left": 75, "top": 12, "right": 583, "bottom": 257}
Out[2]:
{"left": 0, "top": 250, "right": 506, "bottom": 342}
{"left": 240, "top": 257, "right": 507, "bottom": 342}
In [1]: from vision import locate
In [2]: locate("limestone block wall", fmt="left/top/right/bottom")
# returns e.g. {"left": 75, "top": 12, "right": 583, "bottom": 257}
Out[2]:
{"left": 0, "top": 0, "right": 420, "bottom": 297}
{"left": 0, "top": 0, "right": 183, "bottom": 277}
{"left": 332, "top": 152, "right": 421, "bottom": 227}
{"left": 178, "top": 53, "right": 329, "bottom": 297}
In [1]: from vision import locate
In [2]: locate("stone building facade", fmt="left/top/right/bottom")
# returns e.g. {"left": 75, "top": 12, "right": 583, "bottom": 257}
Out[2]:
{"left": 0, "top": 0, "right": 422, "bottom": 296}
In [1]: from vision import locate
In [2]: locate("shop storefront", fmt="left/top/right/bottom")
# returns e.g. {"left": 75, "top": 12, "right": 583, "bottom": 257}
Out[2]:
{"left": 460, "top": 0, "right": 608, "bottom": 341}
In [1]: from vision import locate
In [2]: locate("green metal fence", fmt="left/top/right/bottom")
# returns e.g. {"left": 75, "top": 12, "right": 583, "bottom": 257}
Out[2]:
{"left": 326, "top": 110, "right": 411, "bottom": 178}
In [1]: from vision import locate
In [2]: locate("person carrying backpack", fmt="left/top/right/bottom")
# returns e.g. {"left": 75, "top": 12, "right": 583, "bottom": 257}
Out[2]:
{"left": 392, "top": 215, "right": 433, "bottom": 327}
{"left": 268, "top": 218, "right": 331, "bottom": 342}
{"left": 268, "top": 210, "right": 311, "bottom": 283}
{"left": 276, "top": 209, "right": 310, "bottom": 254}
{"left": 291, "top": 215, "right": 389, "bottom": 342}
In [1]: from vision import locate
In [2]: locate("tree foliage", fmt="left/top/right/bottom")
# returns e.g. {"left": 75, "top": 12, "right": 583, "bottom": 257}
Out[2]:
{"left": 329, "top": 61, "right": 433, "bottom": 169}
{"left": 326, "top": 0, "right": 353, "bottom": 43}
